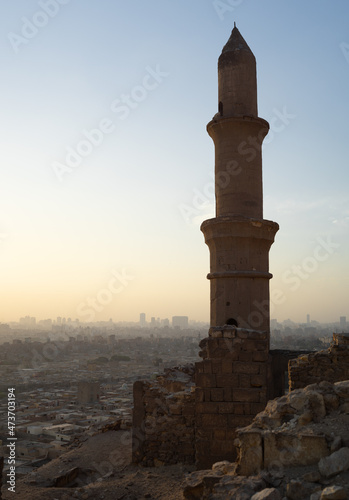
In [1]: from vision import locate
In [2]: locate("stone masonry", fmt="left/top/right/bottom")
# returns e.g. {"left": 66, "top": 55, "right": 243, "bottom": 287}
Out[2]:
{"left": 132, "top": 366, "right": 196, "bottom": 466}
{"left": 195, "top": 325, "right": 269, "bottom": 469}
{"left": 289, "top": 333, "right": 349, "bottom": 391}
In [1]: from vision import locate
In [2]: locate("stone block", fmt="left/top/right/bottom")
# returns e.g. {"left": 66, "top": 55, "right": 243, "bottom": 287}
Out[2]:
{"left": 233, "top": 362, "right": 260, "bottom": 374}
{"left": 195, "top": 373, "right": 216, "bottom": 388}
{"left": 195, "top": 387, "right": 205, "bottom": 403}
{"left": 253, "top": 350, "right": 269, "bottom": 362}
{"left": 255, "top": 340, "right": 268, "bottom": 351}
{"left": 264, "top": 432, "right": 329, "bottom": 469}
{"left": 238, "top": 351, "right": 253, "bottom": 362}
{"left": 203, "top": 360, "right": 213, "bottom": 373}
{"left": 211, "top": 360, "right": 222, "bottom": 373}
{"left": 222, "top": 359, "right": 233, "bottom": 373}
{"left": 320, "top": 485, "right": 347, "bottom": 499}
{"left": 228, "top": 415, "right": 253, "bottom": 428}
{"left": 213, "top": 429, "right": 226, "bottom": 440}
{"left": 286, "top": 480, "right": 321, "bottom": 500}
{"left": 251, "top": 488, "right": 282, "bottom": 500}
{"left": 236, "top": 430, "right": 263, "bottom": 475}
{"left": 195, "top": 402, "right": 218, "bottom": 414}
{"left": 201, "top": 413, "right": 228, "bottom": 428}
{"left": 211, "top": 388, "right": 224, "bottom": 402}
{"left": 251, "top": 374, "right": 265, "bottom": 388}
{"left": 204, "top": 388, "right": 211, "bottom": 401}
{"left": 216, "top": 373, "right": 239, "bottom": 387}
{"left": 318, "top": 447, "right": 349, "bottom": 478}
{"left": 218, "top": 402, "right": 235, "bottom": 413}
{"left": 195, "top": 388, "right": 204, "bottom": 403}
{"left": 233, "top": 403, "right": 249, "bottom": 415}
{"left": 239, "top": 374, "right": 251, "bottom": 388}
{"left": 233, "top": 388, "right": 261, "bottom": 403}
{"left": 211, "top": 439, "right": 236, "bottom": 455}
{"left": 242, "top": 339, "right": 259, "bottom": 351}
{"left": 224, "top": 387, "right": 233, "bottom": 401}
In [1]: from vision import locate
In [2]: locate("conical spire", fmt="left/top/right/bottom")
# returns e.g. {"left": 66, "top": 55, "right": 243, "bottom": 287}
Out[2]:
{"left": 221, "top": 26, "right": 253, "bottom": 56}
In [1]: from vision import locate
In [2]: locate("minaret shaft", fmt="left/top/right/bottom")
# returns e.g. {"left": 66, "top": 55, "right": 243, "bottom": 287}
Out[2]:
{"left": 201, "top": 27, "right": 278, "bottom": 332}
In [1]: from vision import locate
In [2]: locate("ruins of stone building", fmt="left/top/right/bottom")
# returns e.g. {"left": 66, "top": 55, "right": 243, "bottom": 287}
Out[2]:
{"left": 132, "top": 26, "right": 348, "bottom": 470}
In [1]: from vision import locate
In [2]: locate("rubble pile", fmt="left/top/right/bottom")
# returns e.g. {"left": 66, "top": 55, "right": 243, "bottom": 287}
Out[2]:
{"left": 183, "top": 380, "right": 349, "bottom": 499}
{"left": 289, "top": 333, "right": 349, "bottom": 390}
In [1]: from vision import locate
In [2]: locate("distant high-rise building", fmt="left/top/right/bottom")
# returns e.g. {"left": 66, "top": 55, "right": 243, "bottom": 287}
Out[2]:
{"left": 270, "top": 319, "right": 278, "bottom": 330}
{"left": 140, "top": 313, "right": 146, "bottom": 327}
{"left": 307, "top": 314, "right": 310, "bottom": 324}
{"left": 19, "top": 316, "right": 36, "bottom": 329}
{"left": 340, "top": 316, "right": 347, "bottom": 331}
{"left": 150, "top": 317, "right": 156, "bottom": 328}
{"left": 172, "top": 316, "right": 189, "bottom": 329}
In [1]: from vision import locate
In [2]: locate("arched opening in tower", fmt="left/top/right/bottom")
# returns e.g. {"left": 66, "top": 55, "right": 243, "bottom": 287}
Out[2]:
{"left": 226, "top": 318, "right": 238, "bottom": 327}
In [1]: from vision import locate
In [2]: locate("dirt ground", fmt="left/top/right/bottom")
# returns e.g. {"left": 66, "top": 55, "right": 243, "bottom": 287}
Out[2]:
{"left": 1, "top": 431, "right": 194, "bottom": 500}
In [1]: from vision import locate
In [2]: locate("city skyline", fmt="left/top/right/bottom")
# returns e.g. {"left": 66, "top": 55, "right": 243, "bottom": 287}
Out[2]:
{"left": 0, "top": 1, "right": 348, "bottom": 324}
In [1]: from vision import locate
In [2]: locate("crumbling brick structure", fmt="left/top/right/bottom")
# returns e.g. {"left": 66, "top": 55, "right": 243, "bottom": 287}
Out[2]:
{"left": 289, "top": 333, "right": 349, "bottom": 390}
{"left": 132, "top": 366, "right": 196, "bottom": 466}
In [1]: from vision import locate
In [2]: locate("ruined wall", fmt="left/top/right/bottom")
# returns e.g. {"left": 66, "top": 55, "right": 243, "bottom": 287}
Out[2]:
{"left": 0, "top": 456, "right": 3, "bottom": 499}
{"left": 289, "top": 333, "right": 349, "bottom": 391}
{"left": 195, "top": 326, "right": 269, "bottom": 469}
{"left": 132, "top": 366, "right": 195, "bottom": 466}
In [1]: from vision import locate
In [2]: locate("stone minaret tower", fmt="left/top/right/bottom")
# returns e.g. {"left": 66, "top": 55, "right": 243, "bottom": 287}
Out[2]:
{"left": 201, "top": 26, "right": 278, "bottom": 334}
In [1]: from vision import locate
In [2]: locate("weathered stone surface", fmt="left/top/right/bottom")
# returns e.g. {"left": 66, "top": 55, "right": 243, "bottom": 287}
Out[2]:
{"left": 289, "top": 336, "right": 349, "bottom": 391}
{"left": 211, "top": 460, "right": 236, "bottom": 475}
{"left": 286, "top": 479, "right": 321, "bottom": 500}
{"left": 334, "top": 380, "right": 349, "bottom": 399}
{"left": 183, "top": 470, "right": 223, "bottom": 499}
{"left": 318, "top": 447, "right": 349, "bottom": 478}
{"left": 251, "top": 488, "right": 282, "bottom": 500}
{"left": 264, "top": 432, "right": 329, "bottom": 469}
{"left": 330, "top": 436, "right": 342, "bottom": 453}
{"left": 320, "top": 485, "right": 347, "bottom": 499}
{"left": 302, "top": 470, "right": 321, "bottom": 483}
{"left": 306, "top": 390, "right": 326, "bottom": 421}
{"left": 235, "top": 431, "right": 263, "bottom": 476}
{"left": 132, "top": 366, "right": 196, "bottom": 466}
{"left": 210, "top": 475, "right": 266, "bottom": 500}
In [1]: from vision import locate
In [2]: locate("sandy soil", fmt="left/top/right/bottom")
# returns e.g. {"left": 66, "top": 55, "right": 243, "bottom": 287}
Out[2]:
{"left": 1, "top": 431, "right": 194, "bottom": 500}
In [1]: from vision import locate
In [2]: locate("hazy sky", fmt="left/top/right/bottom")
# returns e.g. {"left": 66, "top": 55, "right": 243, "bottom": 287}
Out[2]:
{"left": 0, "top": 0, "right": 348, "bottom": 324}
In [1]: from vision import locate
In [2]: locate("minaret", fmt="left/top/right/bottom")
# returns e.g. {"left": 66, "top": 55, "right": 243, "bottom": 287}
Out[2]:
{"left": 201, "top": 26, "right": 279, "bottom": 334}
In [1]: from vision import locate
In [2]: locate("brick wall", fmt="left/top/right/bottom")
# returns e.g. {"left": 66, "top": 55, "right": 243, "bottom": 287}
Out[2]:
{"left": 132, "top": 366, "right": 195, "bottom": 466}
{"left": 289, "top": 333, "right": 349, "bottom": 390}
{"left": 195, "top": 326, "right": 269, "bottom": 469}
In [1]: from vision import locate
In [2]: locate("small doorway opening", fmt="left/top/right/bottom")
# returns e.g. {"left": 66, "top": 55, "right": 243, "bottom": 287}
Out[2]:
{"left": 226, "top": 318, "right": 238, "bottom": 326}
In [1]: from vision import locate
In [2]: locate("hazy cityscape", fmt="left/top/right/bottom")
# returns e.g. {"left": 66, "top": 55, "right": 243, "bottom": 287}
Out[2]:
{"left": 0, "top": 312, "right": 346, "bottom": 479}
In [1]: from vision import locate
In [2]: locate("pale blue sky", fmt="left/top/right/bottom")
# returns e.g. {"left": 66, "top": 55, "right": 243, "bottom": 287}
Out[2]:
{"left": 0, "top": 0, "right": 348, "bottom": 323}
